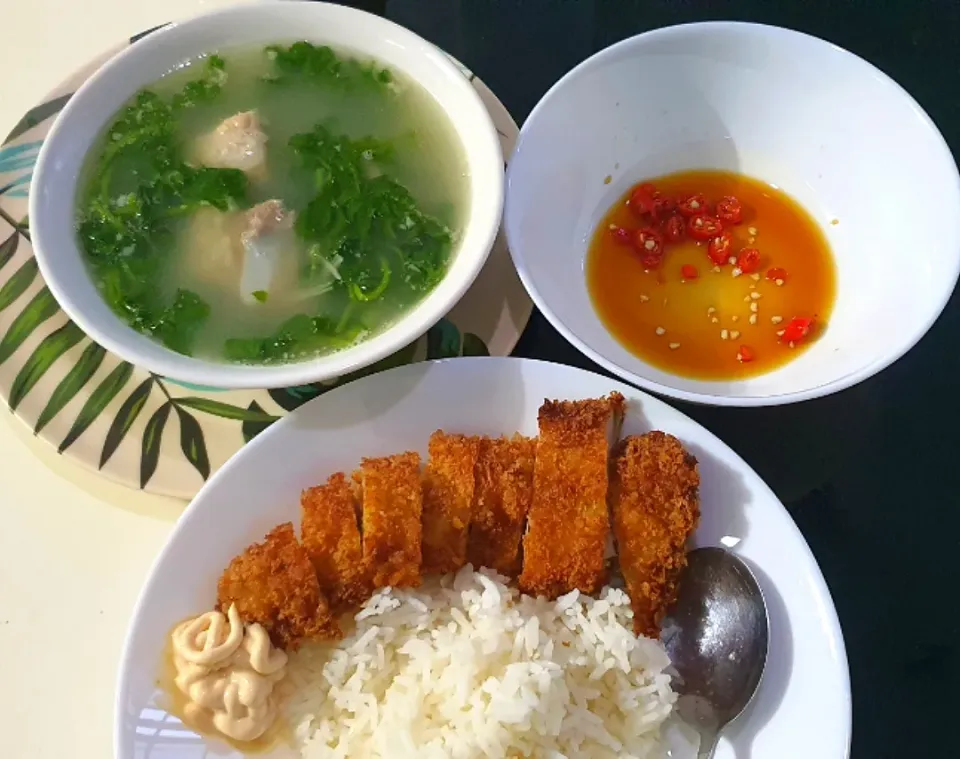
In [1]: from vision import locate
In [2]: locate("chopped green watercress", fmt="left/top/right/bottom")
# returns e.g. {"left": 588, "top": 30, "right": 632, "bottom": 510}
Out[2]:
{"left": 224, "top": 313, "right": 367, "bottom": 363}
{"left": 263, "top": 42, "right": 393, "bottom": 91}
{"left": 76, "top": 56, "right": 246, "bottom": 355}
{"left": 290, "top": 123, "right": 453, "bottom": 301}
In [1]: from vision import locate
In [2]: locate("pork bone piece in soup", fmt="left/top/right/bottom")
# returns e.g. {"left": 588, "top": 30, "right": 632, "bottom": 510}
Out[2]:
{"left": 182, "top": 201, "right": 300, "bottom": 305}
{"left": 74, "top": 42, "right": 467, "bottom": 363}
{"left": 195, "top": 110, "right": 268, "bottom": 177}
{"left": 239, "top": 200, "right": 300, "bottom": 304}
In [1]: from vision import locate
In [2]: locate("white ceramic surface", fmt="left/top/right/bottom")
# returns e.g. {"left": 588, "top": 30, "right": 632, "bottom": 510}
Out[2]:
{"left": 505, "top": 21, "right": 960, "bottom": 406}
{"left": 116, "top": 357, "right": 851, "bottom": 759}
{"left": 29, "top": 0, "right": 504, "bottom": 389}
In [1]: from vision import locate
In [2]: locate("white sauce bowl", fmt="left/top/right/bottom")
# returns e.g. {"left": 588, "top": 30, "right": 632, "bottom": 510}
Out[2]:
{"left": 29, "top": 0, "right": 503, "bottom": 389}
{"left": 504, "top": 22, "right": 960, "bottom": 406}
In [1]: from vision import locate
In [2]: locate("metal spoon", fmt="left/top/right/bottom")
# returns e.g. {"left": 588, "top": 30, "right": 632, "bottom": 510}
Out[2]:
{"left": 660, "top": 547, "right": 769, "bottom": 759}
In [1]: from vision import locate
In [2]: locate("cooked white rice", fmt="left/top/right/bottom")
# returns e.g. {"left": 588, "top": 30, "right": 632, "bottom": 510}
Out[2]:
{"left": 282, "top": 566, "right": 677, "bottom": 759}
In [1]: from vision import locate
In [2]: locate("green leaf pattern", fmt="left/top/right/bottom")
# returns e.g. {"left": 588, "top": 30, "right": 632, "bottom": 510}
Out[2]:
{"left": 175, "top": 406, "right": 211, "bottom": 481}
{"left": 0, "top": 58, "right": 502, "bottom": 495}
{"left": 34, "top": 341, "right": 105, "bottom": 434}
{"left": 8, "top": 322, "right": 84, "bottom": 410}
{"left": 174, "top": 397, "right": 280, "bottom": 422}
{"left": 241, "top": 401, "right": 275, "bottom": 443}
{"left": 140, "top": 402, "right": 172, "bottom": 489}
{"left": 100, "top": 377, "right": 153, "bottom": 469}
{"left": 0, "top": 256, "right": 36, "bottom": 313}
{"left": 0, "top": 232, "right": 18, "bottom": 272}
{"left": 58, "top": 362, "right": 133, "bottom": 453}
{"left": 0, "top": 287, "right": 58, "bottom": 365}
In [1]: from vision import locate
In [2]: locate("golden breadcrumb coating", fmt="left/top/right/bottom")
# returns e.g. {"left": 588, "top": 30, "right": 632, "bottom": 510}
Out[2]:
{"left": 610, "top": 432, "right": 700, "bottom": 638}
{"left": 421, "top": 431, "right": 481, "bottom": 575}
{"left": 358, "top": 451, "right": 423, "bottom": 589}
{"left": 519, "top": 393, "right": 625, "bottom": 598}
{"left": 301, "top": 472, "right": 370, "bottom": 610}
{"left": 466, "top": 435, "right": 536, "bottom": 577}
{"left": 216, "top": 522, "right": 340, "bottom": 649}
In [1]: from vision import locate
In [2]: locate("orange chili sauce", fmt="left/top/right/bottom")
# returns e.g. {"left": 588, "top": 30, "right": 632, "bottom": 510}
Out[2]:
{"left": 586, "top": 170, "right": 836, "bottom": 380}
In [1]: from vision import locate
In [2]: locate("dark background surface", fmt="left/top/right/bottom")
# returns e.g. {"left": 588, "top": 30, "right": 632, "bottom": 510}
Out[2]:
{"left": 341, "top": 2, "right": 958, "bottom": 756}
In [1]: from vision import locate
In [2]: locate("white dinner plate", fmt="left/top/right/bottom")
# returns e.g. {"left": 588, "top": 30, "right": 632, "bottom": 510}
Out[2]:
{"left": 115, "top": 357, "right": 851, "bottom": 759}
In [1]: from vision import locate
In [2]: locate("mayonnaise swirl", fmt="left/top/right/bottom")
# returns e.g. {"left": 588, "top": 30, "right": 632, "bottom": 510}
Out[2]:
{"left": 171, "top": 605, "right": 287, "bottom": 742}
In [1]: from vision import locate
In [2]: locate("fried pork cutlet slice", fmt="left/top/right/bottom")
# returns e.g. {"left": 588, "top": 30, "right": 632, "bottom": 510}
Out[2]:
{"left": 301, "top": 472, "right": 370, "bottom": 610}
{"left": 610, "top": 432, "right": 700, "bottom": 638}
{"left": 466, "top": 435, "right": 536, "bottom": 577}
{"left": 358, "top": 451, "right": 423, "bottom": 589}
{"left": 519, "top": 393, "right": 625, "bottom": 598}
{"left": 216, "top": 522, "right": 340, "bottom": 649}
{"left": 421, "top": 432, "right": 481, "bottom": 575}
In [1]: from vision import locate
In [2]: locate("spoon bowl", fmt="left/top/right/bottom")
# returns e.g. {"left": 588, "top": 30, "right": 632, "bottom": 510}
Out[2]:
{"left": 662, "top": 547, "right": 769, "bottom": 758}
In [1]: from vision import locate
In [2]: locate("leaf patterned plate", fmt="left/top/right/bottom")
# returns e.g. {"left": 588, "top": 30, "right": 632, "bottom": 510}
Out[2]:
{"left": 0, "top": 30, "right": 531, "bottom": 499}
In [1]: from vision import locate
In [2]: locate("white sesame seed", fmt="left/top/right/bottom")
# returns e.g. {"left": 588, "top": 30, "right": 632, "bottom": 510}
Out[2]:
{"left": 707, "top": 306, "right": 716, "bottom": 315}
{"left": 730, "top": 330, "right": 741, "bottom": 339}
{"left": 640, "top": 294, "right": 650, "bottom": 302}
{"left": 655, "top": 326, "right": 666, "bottom": 336}
{"left": 711, "top": 317, "right": 720, "bottom": 324}
{"left": 690, "top": 199, "right": 700, "bottom": 210}
{"left": 608, "top": 223, "right": 617, "bottom": 230}
{"left": 748, "top": 237, "right": 756, "bottom": 244}
{"left": 775, "top": 278, "right": 785, "bottom": 286}
{"left": 750, "top": 292, "right": 761, "bottom": 300}
{"left": 644, "top": 239, "right": 656, "bottom": 251}
{"left": 669, "top": 342, "right": 681, "bottom": 350}
{"left": 789, "top": 341, "right": 796, "bottom": 348}
{"left": 732, "top": 315, "right": 740, "bottom": 322}
{"left": 748, "top": 226, "right": 758, "bottom": 235}
{"left": 777, "top": 329, "right": 785, "bottom": 337}
{"left": 732, "top": 268, "right": 742, "bottom": 278}
{"left": 771, "top": 315, "right": 783, "bottom": 325}
{"left": 750, "top": 302, "right": 759, "bottom": 313}
{"left": 749, "top": 313, "right": 758, "bottom": 325}
{"left": 750, "top": 273, "right": 761, "bottom": 281}
{"left": 743, "top": 296, "right": 751, "bottom": 302}
{"left": 728, "top": 256, "right": 737, "bottom": 265}
{"left": 721, "top": 329, "right": 729, "bottom": 340}
{"left": 712, "top": 266, "right": 721, "bottom": 273}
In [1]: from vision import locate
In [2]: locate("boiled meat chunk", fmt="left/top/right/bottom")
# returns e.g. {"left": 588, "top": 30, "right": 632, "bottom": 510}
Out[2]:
{"left": 181, "top": 208, "right": 242, "bottom": 292}
{"left": 239, "top": 200, "right": 300, "bottom": 304}
{"left": 194, "top": 110, "right": 268, "bottom": 176}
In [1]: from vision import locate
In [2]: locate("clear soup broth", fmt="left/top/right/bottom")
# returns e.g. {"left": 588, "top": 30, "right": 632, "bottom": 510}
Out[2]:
{"left": 76, "top": 42, "right": 469, "bottom": 363}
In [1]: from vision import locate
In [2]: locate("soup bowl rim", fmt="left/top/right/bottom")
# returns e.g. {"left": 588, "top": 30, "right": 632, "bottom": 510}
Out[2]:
{"left": 28, "top": 0, "right": 504, "bottom": 388}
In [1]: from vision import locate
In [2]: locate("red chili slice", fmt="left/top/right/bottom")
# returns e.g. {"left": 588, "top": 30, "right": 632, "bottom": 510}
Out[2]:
{"left": 737, "top": 345, "right": 755, "bottom": 363}
{"left": 707, "top": 233, "right": 733, "bottom": 265}
{"left": 781, "top": 317, "right": 814, "bottom": 343}
{"left": 652, "top": 192, "right": 676, "bottom": 219}
{"left": 629, "top": 183, "right": 657, "bottom": 216}
{"left": 766, "top": 266, "right": 788, "bottom": 282}
{"left": 716, "top": 196, "right": 743, "bottom": 224}
{"left": 688, "top": 214, "right": 724, "bottom": 241}
{"left": 609, "top": 225, "right": 633, "bottom": 245}
{"left": 634, "top": 227, "right": 663, "bottom": 257}
{"left": 663, "top": 214, "right": 685, "bottom": 242}
{"left": 681, "top": 264, "right": 699, "bottom": 280}
{"left": 736, "top": 247, "right": 761, "bottom": 273}
{"left": 677, "top": 194, "right": 708, "bottom": 217}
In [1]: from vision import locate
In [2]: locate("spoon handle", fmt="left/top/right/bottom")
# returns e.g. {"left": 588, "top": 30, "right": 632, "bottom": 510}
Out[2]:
{"left": 697, "top": 730, "right": 720, "bottom": 759}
